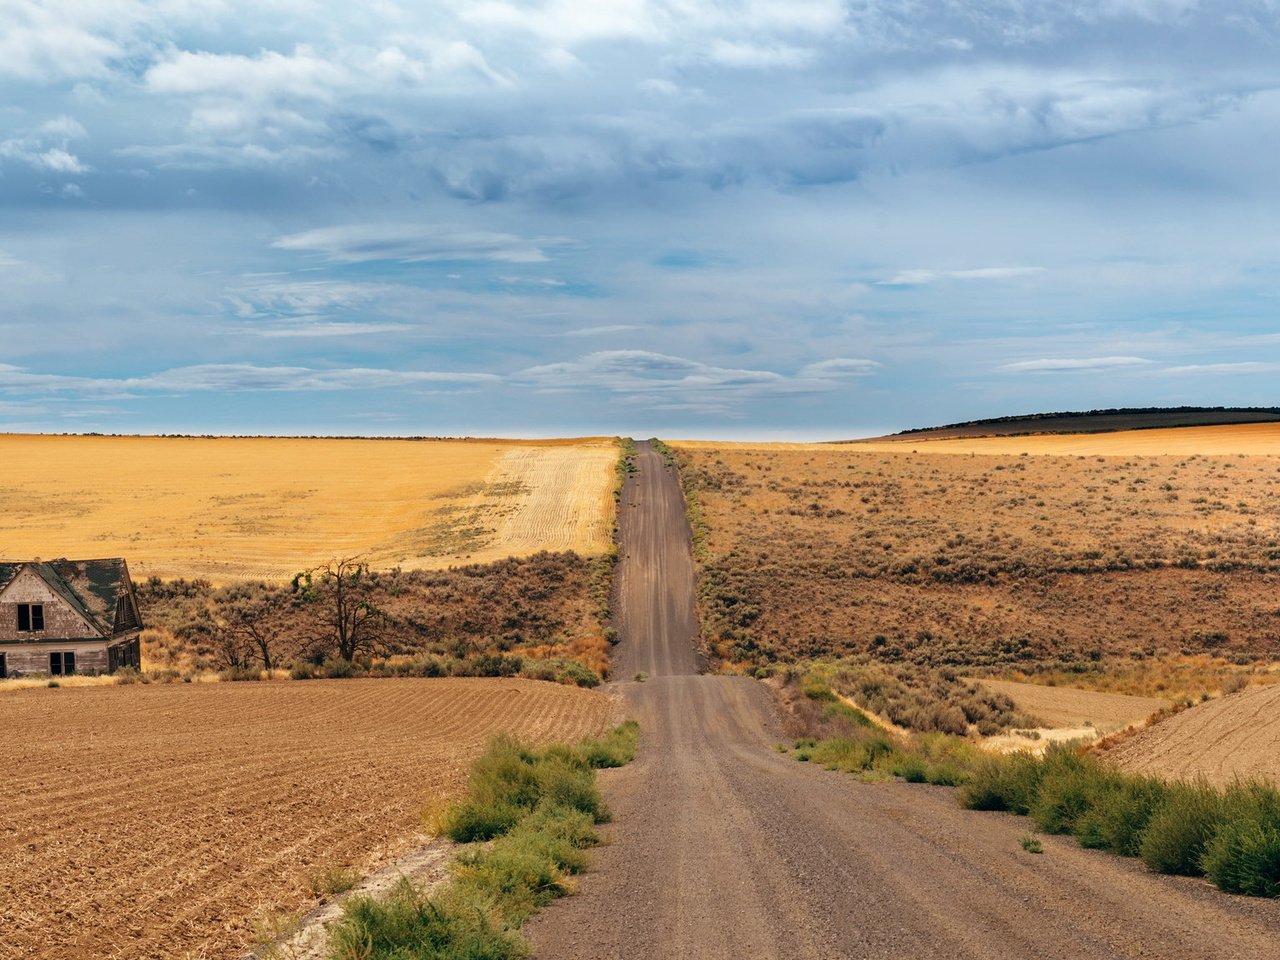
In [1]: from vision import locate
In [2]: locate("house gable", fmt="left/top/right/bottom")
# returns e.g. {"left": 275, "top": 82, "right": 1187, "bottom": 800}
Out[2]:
{"left": 0, "top": 566, "right": 105, "bottom": 643}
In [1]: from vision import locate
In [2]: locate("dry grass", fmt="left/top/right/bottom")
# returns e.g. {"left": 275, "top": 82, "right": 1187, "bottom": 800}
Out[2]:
{"left": 0, "top": 435, "right": 618, "bottom": 582}
{"left": 0, "top": 678, "right": 614, "bottom": 960}
{"left": 970, "top": 678, "right": 1171, "bottom": 733}
{"left": 678, "top": 421, "right": 1280, "bottom": 456}
{"left": 991, "top": 655, "right": 1280, "bottom": 701}
{"left": 671, "top": 436, "right": 1280, "bottom": 669}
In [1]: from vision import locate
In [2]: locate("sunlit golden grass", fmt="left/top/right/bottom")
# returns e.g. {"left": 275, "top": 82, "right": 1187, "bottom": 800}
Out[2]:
{"left": 0, "top": 434, "right": 618, "bottom": 581}
{"left": 676, "top": 422, "right": 1280, "bottom": 456}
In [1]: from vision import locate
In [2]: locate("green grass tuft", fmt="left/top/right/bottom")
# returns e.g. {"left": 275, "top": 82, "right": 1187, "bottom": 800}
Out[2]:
{"left": 329, "top": 722, "right": 637, "bottom": 959}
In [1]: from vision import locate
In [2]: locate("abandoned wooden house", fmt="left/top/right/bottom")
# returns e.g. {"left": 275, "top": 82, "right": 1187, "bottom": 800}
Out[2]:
{"left": 0, "top": 558, "right": 143, "bottom": 677}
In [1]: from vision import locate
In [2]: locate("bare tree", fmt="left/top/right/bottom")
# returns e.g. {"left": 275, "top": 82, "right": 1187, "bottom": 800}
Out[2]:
{"left": 202, "top": 584, "right": 296, "bottom": 671}
{"left": 293, "top": 557, "right": 387, "bottom": 661}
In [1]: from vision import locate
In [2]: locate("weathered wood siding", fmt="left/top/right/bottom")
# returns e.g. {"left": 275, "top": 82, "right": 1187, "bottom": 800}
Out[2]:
{"left": 0, "top": 568, "right": 100, "bottom": 643}
{"left": 1, "top": 641, "right": 111, "bottom": 675}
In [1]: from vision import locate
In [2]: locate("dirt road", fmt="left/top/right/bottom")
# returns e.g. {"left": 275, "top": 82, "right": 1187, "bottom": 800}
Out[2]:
{"left": 526, "top": 442, "right": 1280, "bottom": 960}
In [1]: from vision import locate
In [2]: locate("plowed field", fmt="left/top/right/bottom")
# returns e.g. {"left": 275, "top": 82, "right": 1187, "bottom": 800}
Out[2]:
{"left": 0, "top": 678, "right": 614, "bottom": 960}
{"left": 0, "top": 434, "right": 618, "bottom": 582}
{"left": 1105, "top": 683, "right": 1280, "bottom": 786}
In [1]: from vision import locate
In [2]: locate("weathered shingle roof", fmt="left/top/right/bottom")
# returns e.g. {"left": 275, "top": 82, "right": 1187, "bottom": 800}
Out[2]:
{"left": 0, "top": 558, "right": 140, "bottom": 636}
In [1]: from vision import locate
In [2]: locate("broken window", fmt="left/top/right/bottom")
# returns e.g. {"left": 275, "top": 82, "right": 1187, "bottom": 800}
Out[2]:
{"left": 49, "top": 651, "right": 76, "bottom": 676}
{"left": 17, "top": 603, "right": 44, "bottom": 632}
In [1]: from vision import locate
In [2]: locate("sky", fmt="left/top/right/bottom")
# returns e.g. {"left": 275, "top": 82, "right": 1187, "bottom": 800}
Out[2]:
{"left": 1, "top": 1, "right": 1279, "bottom": 439}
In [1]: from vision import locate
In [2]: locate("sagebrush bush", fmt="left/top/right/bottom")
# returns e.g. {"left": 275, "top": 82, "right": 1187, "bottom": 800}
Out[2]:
{"left": 1202, "top": 782, "right": 1280, "bottom": 896}
{"left": 1028, "top": 749, "right": 1097, "bottom": 835}
{"left": 960, "top": 752, "right": 1044, "bottom": 814}
{"left": 1139, "top": 781, "right": 1221, "bottom": 876}
{"left": 1072, "top": 775, "right": 1165, "bottom": 856}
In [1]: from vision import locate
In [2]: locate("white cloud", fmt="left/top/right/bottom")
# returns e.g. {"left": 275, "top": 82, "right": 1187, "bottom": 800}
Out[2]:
{"left": 879, "top": 266, "right": 1046, "bottom": 286}
{"left": 555, "top": 324, "right": 642, "bottom": 337}
{"left": 0, "top": 1, "right": 125, "bottom": 81}
{"left": 1159, "top": 361, "right": 1280, "bottom": 375}
{"left": 0, "top": 115, "right": 90, "bottom": 175}
{"left": 999, "top": 356, "right": 1154, "bottom": 372}
{"left": 705, "top": 40, "right": 813, "bottom": 69}
{"left": 247, "top": 321, "right": 410, "bottom": 338}
{"left": 273, "top": 224, "right": 557, "bottom": 263}
{"left": 800, "top": 358, "right": 881, "bottom": 377}
{"left": 145, "top": 47, "right": 348, "bottom": 99}
{"left": 516, "top": 350, "right": 874, "bottom": 414}
{"left": 0, "top": 363, "right": 497, "bottom": 395}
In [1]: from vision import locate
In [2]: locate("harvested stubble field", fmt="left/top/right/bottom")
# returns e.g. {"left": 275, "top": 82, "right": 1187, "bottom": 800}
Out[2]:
{"left": 1104, "top": 682, "right": 1280, "bottom": 786}
{"left": 672, "top": 429, "right": 1280, "bottom": 670}
{"left": 846, "top": 421, "right": 1280, "bottom": 457}
{"left": 0, "top": 678, "right": 614, "bottom": 960}
{"left": 971, "top": 677, "right": 1171, "bottom": 733}
{"left": 0, "top": 434, "right": 617, "bottom": 582}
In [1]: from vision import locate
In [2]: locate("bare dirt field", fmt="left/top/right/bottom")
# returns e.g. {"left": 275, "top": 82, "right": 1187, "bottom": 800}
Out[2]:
{"left": 0, "top": 678, "right": 614, "bottom": 960}
{"left": 671, "top": 434, "right": 1280, "bottom": 669}
{"left": 1104, "top": 683, "right": 1280, "bottom": 787}
{"left": 971, "top": 677, "right": 1171, "bottom": 732}
{"left": 0, "top": 435, "right": 617, "bottom": 581}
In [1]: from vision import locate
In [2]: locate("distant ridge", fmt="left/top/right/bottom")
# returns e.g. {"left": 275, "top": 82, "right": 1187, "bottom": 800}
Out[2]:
{"left": 859, "top": 406, "right": 1280, "bottom": 442}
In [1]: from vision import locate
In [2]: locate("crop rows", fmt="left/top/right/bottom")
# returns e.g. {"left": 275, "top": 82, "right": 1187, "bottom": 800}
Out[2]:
{"left": 0, "top": 679, "right": 613, "bottom": 960}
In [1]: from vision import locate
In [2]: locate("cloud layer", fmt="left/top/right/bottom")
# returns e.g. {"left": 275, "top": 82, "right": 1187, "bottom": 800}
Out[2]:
{"left": 2, "top": 2, "right": 1279, "bottom": 435}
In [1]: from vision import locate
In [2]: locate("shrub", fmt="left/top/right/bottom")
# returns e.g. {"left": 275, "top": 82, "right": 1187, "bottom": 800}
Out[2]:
{"left": 320, "top": 657, "right": 355, "bottom": 679}
{"left": 289, "top": 660, "right": 316, "bottom": 680}
{"left": 1071, "top": 775, "right": 1166, "bottom": 856}
{"left": 331, "top": 723, "right": 637, "bottom": 959}
{"left": 329, "top": 880, "right": 523, "bottom": 960}
{"left": 960, "top": 752, "right": 1044, "bottom": 814}
{"left": 1139, "top": 780, "right": 1222, "bottom": 876}
{"left": 574, "top": 720, "right": 638, "bottom": 769}
{"left": 555, "top": 661, "right": 600, "bottom": 688}
{"left": 1202, "top": 782, "right": 1280, "bottom": 896}
{"left": 309, "top": 865, "right": 361, "bottom": 898}
{"left": 220, "top": 666, "right": 262, "bottom": 682}
{"left": 1028, "top": 750, "right": 1094, "bottom": 835}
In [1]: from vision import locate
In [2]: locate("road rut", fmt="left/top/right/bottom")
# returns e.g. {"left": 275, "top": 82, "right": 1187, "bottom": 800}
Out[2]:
{"left": 526, "top": 441, "right": 1280, "bottom": 960}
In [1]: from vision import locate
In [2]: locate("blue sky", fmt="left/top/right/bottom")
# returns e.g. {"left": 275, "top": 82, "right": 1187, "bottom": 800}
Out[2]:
{"left": 1, "top": 1, "right": 1279, "bottom": 439}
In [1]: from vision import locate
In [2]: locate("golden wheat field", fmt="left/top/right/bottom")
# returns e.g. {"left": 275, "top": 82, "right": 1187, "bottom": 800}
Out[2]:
{"left": 0, "top": 435, "right": 618, "bottom": 581}
{"left": 678, "top": 422, "right": 1280, "bottom": 457}
{"left": 852, "top": 422, "right": 1280, "bottom": 456}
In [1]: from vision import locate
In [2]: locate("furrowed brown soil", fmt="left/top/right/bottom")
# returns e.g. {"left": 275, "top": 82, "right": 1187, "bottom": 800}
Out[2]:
{"left": 672, "top": 438, "right": 1280, "bottom": 669}
{"left": 0, "top": 679, "right": 613, "bottom": 960}
{"left": 1104, "top": 683, "right": 1280, "bottom": 786}
{"left": 0, "top": 435, "right": 617, "bottom": 582}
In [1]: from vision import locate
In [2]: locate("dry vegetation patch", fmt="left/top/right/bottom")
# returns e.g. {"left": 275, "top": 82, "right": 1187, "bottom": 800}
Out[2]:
{"left": 671, "top": 440, "right": 1280, "bottom": 670}
{"left": 0, "top": 678, "right": 614, "bottom": 960}
{"left": 137, "top": 551, "right": 614, "bottom": 682}
{"left": 0, "top": 435, "right": 617, "bottom": 582}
